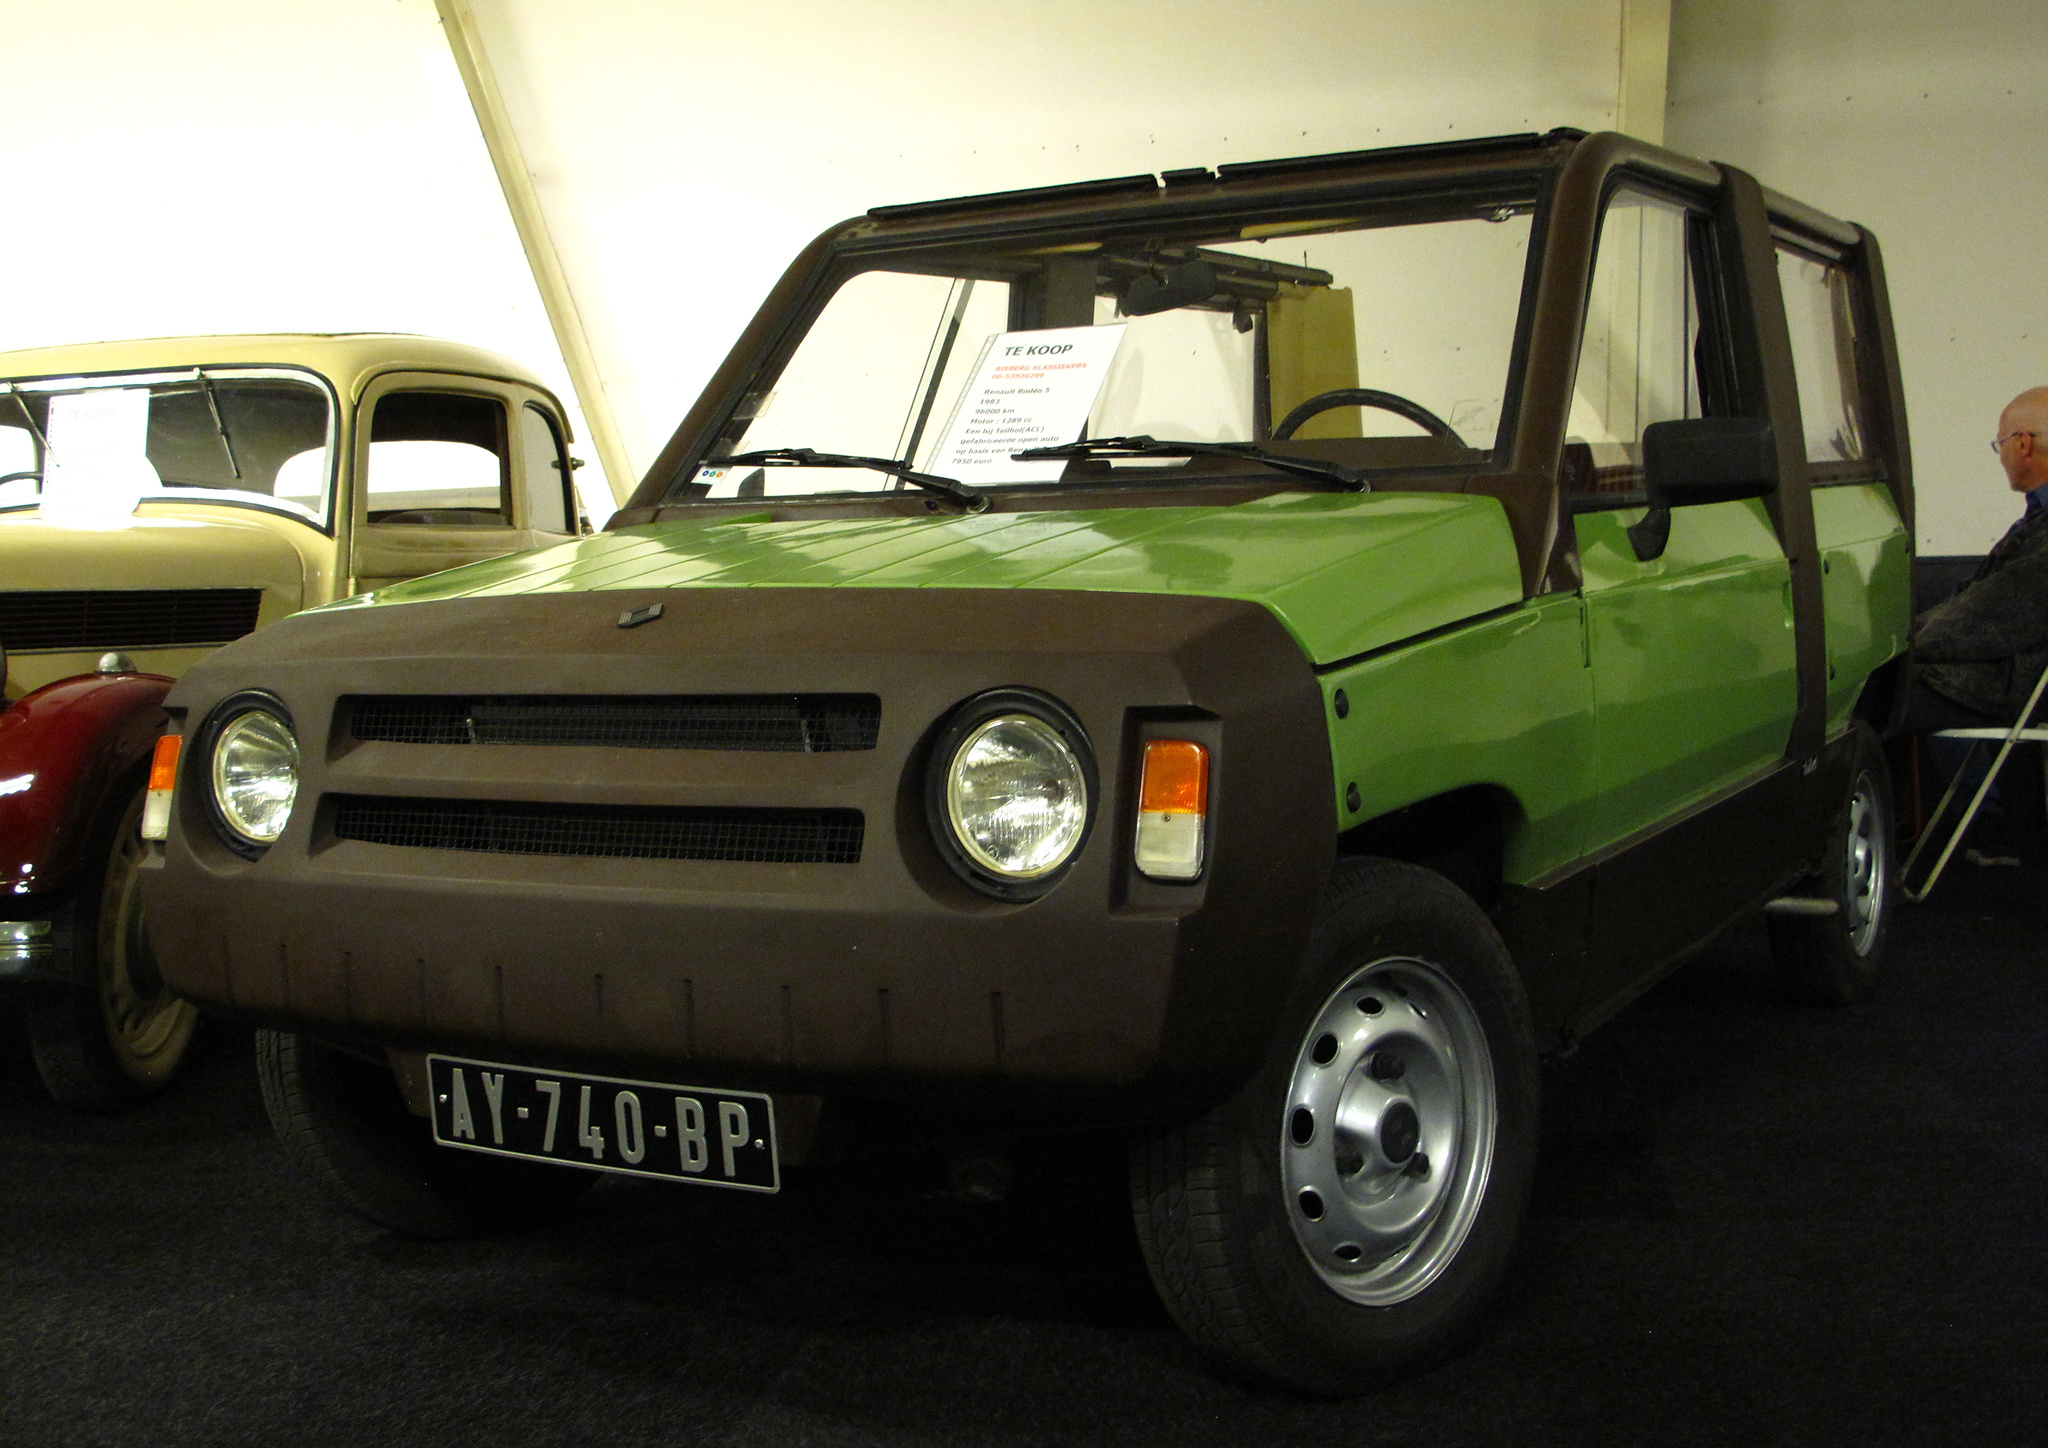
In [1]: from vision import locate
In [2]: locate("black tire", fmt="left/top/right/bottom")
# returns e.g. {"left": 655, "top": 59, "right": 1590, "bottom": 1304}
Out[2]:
{"left": 1769, "top": 723, "right": 1893, "bottom": 1006}
{"left": 26, "top": 781, "right": 199, "bottom": 1111}
{"left": 1129, "top": 857, "right": 1539, "bottom": 1394}
{"left": 256, "top": 1030, "right": 599, "bottom": 1238}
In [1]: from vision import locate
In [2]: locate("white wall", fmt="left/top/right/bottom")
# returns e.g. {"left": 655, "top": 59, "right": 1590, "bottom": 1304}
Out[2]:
{"left": 470, "top": 0, "right": 1635, "bottom": 485}
{"left": 1665, "top": 0, "right": 2048, "bottom": 555}
{"left": 0, "top": 0, "right": 613, "bottom": 513}
{"left": 16, "top": 1, "right": 2031, "bottom": 549}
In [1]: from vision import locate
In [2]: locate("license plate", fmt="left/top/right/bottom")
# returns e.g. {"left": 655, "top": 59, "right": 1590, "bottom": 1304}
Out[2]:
{"left": 426, "top": 1054, "right": 778, "bottom": 1193}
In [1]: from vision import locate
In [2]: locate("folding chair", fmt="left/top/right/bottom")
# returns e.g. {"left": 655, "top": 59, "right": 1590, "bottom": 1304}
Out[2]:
{"left": 1900, "top": 661, "right": 2048, "bottom": 901}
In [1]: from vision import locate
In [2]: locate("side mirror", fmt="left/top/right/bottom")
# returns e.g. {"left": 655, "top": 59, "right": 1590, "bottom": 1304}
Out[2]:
{"left": 1628, "top": 416, "right": 1778, "bottom": 560}
{"left": 1644, "top": 415, "right": 1777, "bottom": 505}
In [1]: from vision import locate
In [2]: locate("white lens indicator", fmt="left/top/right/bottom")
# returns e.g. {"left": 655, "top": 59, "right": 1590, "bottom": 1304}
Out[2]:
{"left": 211, "top": 710, "right": 299, "bottom": 844}
{"left": 945, "top": 713, "right": 1088, "bottom": 880}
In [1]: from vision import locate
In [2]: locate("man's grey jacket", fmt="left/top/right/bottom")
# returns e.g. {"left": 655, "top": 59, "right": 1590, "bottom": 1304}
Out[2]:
{"left": 1916, "top": 500, "right": 2048, "bottom": 721}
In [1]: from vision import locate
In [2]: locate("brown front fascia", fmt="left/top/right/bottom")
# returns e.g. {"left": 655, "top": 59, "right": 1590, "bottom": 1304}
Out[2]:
{"left": 143, "top": 588, "right": 1334, "bottom": 1120}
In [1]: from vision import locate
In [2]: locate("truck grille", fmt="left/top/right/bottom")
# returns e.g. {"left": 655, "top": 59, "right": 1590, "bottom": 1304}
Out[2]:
{"left": 345, "top": 694, "right": 881, "bottom": 752}
{"left": 0, "top": 588, "right": 262, "bottom": 651}
{"left": 331, "top": 796, "right": 865, "bottom": 864}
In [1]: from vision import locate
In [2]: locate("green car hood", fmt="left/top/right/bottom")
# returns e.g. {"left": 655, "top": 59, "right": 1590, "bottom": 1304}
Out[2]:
{"left": 349, "top": 490, "right": 1522, "bottom": 666}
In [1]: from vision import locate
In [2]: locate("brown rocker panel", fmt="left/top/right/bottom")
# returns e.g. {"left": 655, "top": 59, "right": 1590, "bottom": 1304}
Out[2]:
{"left": 143, "top": 588, "right": 1333, "bottom": 1119}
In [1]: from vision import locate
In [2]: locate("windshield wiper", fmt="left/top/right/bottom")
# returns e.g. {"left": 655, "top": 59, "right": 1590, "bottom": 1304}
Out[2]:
{"left": 720, "top": 448, "right": 988, "bottom": 513}
{"left": 1014, "top": 435, "right": 1369, "bottom": 492}
{"left": 197, "top": 373, "right": 243, "bottom": 482}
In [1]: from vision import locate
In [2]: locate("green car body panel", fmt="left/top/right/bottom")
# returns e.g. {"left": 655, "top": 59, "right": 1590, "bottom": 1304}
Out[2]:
{"left": 1813, "top": 482, "right": 1913, "bottom": 729}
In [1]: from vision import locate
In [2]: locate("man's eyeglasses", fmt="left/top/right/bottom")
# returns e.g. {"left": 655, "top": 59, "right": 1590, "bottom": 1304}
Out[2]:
{"left": 1992, "top": 430, "right": 2037, "bottom": 453}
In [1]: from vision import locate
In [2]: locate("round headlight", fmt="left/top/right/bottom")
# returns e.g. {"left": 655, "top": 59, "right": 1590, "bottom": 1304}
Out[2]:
{"left": 941, "top": 704, "right": 1092, "bottom": 886}
{"left": 211, "top": 708, "right": 299, "bottom": 845}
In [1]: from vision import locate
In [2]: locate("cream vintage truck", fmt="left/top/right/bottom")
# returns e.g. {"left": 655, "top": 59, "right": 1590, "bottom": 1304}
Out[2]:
{"left": 0, "top": 333, "right": 588, "bottom": 1108}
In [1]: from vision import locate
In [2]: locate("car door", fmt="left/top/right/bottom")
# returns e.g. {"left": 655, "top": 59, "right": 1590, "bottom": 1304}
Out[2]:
{"left": 1563, "top": 185, "right": 1800, "bottom": 1012}
{"left": 348, "top": 373, "right": 581, "bottom": 593}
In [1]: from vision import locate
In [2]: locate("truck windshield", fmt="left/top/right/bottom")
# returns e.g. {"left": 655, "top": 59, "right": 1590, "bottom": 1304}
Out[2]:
{"left": 0, "top": 368, "right": 335, "bottom": 525}
{"left": 672, "top": 193, "right": 1537, "bottom": 505}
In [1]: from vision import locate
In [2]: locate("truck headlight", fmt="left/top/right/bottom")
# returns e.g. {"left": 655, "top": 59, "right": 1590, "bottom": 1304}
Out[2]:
{"left": 929, "top": 690, "right": 1095, "bottom": 899}
{"left": 208, "top": 702, "right": 299, "bottom": 847}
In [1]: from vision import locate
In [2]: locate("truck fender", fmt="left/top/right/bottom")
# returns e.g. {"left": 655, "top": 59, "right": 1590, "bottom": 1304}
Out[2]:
{"left": 0, "top": 672, "right": 173, "bottom": 903}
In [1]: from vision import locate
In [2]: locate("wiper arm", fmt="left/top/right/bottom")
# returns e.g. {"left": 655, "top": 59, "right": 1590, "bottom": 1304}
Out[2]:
{"left": 197, "top": 373, "right": 243, "bottom": 482}
{"left": 1014, "top": 435, "right": 1369, "bottom": 492}
{"left": 720, "top": 448, "right": 988, "bottom": 513}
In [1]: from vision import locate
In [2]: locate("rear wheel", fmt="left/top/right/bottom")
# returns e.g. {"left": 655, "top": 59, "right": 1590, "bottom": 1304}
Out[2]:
{"left": 257, "top": 1030, "right": 598, "bottom": 1238}
{"left": 26, "top": 782, "right": 199, "bottom": 1110}
{"left": 1769, "top": 723, "right": 1892, "bottom": 1005}
{"left": 1130, "top": 857, "right": 1539, "bottom": 1394}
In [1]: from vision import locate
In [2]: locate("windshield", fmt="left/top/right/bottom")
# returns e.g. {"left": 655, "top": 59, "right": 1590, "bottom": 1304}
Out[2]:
{"left": 671, "top": 192, "right": 1538, "bottom": 505}
{"left": 0, "top": 368, "right": 335, "bottom": 525}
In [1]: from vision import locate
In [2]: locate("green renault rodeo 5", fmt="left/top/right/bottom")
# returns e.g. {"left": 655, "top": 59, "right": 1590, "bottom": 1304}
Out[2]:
{"left": 141, "top": 129, "right": 1912, "bottom": 1392}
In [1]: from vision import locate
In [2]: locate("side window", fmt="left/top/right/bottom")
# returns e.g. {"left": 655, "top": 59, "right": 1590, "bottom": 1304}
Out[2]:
{"left": 1776, "top": 246, "right": 1867, "bottom": 475}
{"left": 364, "top": 391, "right": 509, "bottom": 526}
{"left": 0, "top": 418, "right": 37, "bottom": 506}
{"left": 517, "top": 403, "right": 575, "bottom": 534}
{"left": 1564, "top": 190, "right": 1704, "bottom": 503}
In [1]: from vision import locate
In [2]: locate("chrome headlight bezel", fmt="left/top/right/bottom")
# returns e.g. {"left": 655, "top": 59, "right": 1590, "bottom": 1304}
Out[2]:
{"left": 924, "top": 688, "right": 1097, "bottom": 902}
{"left": 200, "top": 692, "right": 299, "bottom": 856}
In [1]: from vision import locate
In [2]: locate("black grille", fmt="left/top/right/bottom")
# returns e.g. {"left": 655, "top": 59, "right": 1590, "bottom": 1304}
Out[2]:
{"left": 346, "top": 694, "right": 881, "bottom": 752}
{"left": 0, "top": 588, "right": 262, "bottom": 651}
{"left": 331, "top": 796, "right": 864, "bottom": 864}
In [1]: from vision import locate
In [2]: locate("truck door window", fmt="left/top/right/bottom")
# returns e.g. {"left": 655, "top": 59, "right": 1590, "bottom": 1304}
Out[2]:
{"left": 1776, "top": 246, "right": 1868, "bottom": 478}
{"left": 517, "top": 403, "right": 576, "bottom": 533}
{"left": 1564, "top": 190, "right": 1705, "bottom": 504}
{"left": 0, "top": 420, "right": 35, "bottom": 504}
{"left": 364, "top": 391, "right": 510, "bottom": 526}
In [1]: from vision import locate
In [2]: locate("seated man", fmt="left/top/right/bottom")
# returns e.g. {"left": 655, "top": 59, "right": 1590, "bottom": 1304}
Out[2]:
{"left": 1906, "top": 388, "right": 2048, "bottom": 838}
{"left": 1911, "top": 387, "right": 2048, "bottom": 730}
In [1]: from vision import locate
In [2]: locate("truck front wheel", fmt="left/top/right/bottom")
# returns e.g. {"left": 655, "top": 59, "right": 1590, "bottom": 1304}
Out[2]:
{"left": 257, "top": 1030, "right": 598, "bottom": 1238}
{"left": 26, "top": 781, "right": 199, "bottom": 1111}
{"left": 1130, "top": 857, "right": 1539, "bottom": 1394}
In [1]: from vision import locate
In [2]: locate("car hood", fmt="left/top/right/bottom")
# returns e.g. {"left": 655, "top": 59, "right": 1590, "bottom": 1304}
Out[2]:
{"left": 343, "top": 490, "right": 1522, "bottom": 665}
{"left": 0, "top": 505, "right": 309, "bottom": 608}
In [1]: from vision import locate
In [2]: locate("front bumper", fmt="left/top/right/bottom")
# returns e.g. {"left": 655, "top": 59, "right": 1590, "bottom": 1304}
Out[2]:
{"left": 144, "top": 587, "right": 1334, "bottom": 1115}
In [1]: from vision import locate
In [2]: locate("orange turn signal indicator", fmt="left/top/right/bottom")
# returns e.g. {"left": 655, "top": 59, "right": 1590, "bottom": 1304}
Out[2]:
{"left": 141, "top": 734, "right": 181, "bottom": 841}
{"left": 1135, "top": 739, "right": 1208, "bottom": 881}
{"left": 1139, "top": 739, "right": 1208, "bottom": 815}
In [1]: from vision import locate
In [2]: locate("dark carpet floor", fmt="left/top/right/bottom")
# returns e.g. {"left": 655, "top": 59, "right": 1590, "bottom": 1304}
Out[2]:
{"left": 3, "top": 854, "right": 2042, "bottom": 1447}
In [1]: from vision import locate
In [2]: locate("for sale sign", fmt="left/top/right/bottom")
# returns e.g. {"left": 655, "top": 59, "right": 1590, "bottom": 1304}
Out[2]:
{"left": 928, "top": 324, "right": 1126, "bottom": 484}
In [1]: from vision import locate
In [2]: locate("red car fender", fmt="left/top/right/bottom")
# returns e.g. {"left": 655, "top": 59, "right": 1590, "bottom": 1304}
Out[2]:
{"left": 0, "top": 673, "right": 173, "bottom": 903}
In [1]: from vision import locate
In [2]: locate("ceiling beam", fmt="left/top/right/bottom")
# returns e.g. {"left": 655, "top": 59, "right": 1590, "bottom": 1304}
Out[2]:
{"left": 434, "top": 0, "right": 634, "bottom": 505}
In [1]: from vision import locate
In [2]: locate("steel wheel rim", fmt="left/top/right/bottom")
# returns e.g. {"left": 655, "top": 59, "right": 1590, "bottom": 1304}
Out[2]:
{"left": 1844, "top": 769, "right": 1887, "bottom": 956}
{"left": 1281, "top": 955, "right": 1495, "bottom": 1306}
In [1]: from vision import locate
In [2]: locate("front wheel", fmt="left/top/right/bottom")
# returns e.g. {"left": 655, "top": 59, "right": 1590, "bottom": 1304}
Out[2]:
{"left": 257, "top": 1030, "right": 598, "bottom": 1238}
{"left": 1769, "top": 723, "right": 1892, "bottom": 1005}
{"left": 26, "top": 781, "right": 199, "bottom": 1110}
{"left": 1130, "top": 857, "right": 1539, "bottom": 1394}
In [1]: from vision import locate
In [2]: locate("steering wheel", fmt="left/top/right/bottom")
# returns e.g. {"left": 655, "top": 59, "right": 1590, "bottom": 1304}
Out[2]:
{"left": 1272, "top": 388, "right": 1461, "bottom": 443}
